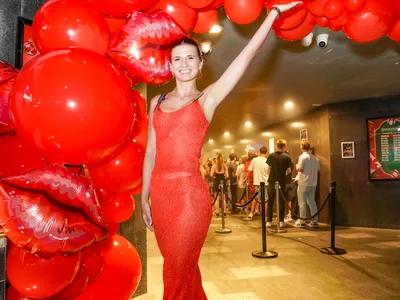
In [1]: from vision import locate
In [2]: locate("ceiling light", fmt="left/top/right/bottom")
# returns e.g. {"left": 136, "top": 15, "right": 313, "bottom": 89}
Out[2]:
{"left": 224, "top": 145, "right": 233, "bottom": 149}
{"left": 214, "top": 149, "right": 221, "bottom": 152}
{"left": 245, "top": 121, "right": 252, "bottom": 127}
{"left": 208, "top": 139, "right": 214, "bottom": 143}
{"left": 284, "top": 101, "right": 294, "bottom": 109}
{"left": 240, "top": 139, "right": 250, "bottom": 144}
{"left": 224, "top": 132, "right": 230, "bottom": 136}
{"left": 209, "top": 24, "right": 223, "bottom": 34}
{"left": 292, "top": 122, "right": 303, "bottom": 128}
{"left": 262, "top": 132, "right": 272, "bottom": 137}
{"left": 312, "top": 104, "right": 322, "bottom": 107}
{"left": 199, "top": 41, "right": 212, "bottom": 55}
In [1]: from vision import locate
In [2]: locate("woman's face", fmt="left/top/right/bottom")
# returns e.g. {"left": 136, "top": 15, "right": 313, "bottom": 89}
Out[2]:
{"left": 171, "top": 44, "right": 203, "bottom": 82}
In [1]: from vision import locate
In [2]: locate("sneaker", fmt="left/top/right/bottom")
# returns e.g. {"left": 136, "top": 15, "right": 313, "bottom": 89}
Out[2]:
{"left": 284, "top": 213, "right": 291, "bottom": 221}
{"left": 294, "top": 220, "right": 306, "bottom": 228}
{"left": 279, "top": 221, "right": 287, "bottom": 228}
{"left": 248, "top": 212, "right": 254, "bottom": 218}
{"left": 308, "top": 222, "right": 319, "bottom": 228}
{"left": 266, "top": 222, "right": 272, "bottom": 227}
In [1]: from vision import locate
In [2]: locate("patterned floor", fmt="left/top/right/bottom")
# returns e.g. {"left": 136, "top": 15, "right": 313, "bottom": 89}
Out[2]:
{"left": 135, "top": 214, "right": 400, "bottom": 300}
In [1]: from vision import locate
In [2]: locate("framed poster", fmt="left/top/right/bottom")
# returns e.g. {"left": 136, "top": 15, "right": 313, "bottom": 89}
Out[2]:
{"left": 341, "top": 142, "right": 355, "bottom": 159}
{"left": 367, "top": 117, "right": 400, "bottom": 180}
{"left": 15, "top": 17, "right": 40, "bottom": 69}
{"left": 300, "top": 128, "right": 308, "bottom": 143}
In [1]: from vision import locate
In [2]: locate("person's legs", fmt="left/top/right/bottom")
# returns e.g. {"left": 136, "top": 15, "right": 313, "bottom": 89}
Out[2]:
{"left": 295, "top": 185, "right": 307, "bottom": 226}
{"left": 305, "top": 186, "right": 318, "bottom": 223}
{"left": 267, "top": 184, "right": 275, "bottom": 222}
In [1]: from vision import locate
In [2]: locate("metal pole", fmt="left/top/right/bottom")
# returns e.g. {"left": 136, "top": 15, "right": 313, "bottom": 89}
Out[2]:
{"left": 216, "top": 180, "right": 232, "bottom": 234}
{"left": 227, "top": 180, "right": 232, "bottom": 213}
{"left": 241, "top": 180, "right": 253, "bottom": 221}
{"left": 273, "top": 181, "right": 286, "bottom": 233}
{"left": 320, "top": 181, "right": 346, "bottom": 255}
{"left": 252, "top": 182, "right": 278, "bottom": 259}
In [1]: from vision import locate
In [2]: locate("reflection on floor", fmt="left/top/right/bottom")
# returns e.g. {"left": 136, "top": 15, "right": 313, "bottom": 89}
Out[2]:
{"left": 135, "top": 214, "right": 400, "bottom": 300}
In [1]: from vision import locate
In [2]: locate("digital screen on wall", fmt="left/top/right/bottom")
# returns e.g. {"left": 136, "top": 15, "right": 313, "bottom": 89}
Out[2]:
{"left": 368, "top": 117, "right": 400, "bottom": 180}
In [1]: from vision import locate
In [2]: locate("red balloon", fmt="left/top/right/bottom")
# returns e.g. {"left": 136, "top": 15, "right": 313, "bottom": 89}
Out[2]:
{"left": 181, "top": 0, "right": 214, "bottom": 9}
{"left": 9, "top": 49, "right": 135, "bottom": 166}
{"left": 328, "top": 23, "right": 342, "bottom": 31}
{"left": 2, "top": 164, "right": 106, "bottom": 228}
{"left": 86, "top": 0, "right": 159, "bottom": 17}
{"left": 96, "top": 188, "right": 117, "bottom": 205}
{"left": 274, "top": 12, "right": 317, "bottom": 40}
{"left": 90, "top": 139, "right": 144, "bottom": 193}
{"left": 81, "top": 245, "right": 105, "bottom": 283}
{"left": 0, "top": 182, "right": 108, "bottom": 255}
{"left": 267, "top": 0, "right": 308, "bottom": 30}
{"left": 388, "top": 19, "right": 400, "bottom": 42}
{"left": 33, "top": 0, "right": 110, "bottom": 55}
{"left": 7, "top": 286, "right": 50, "bottom": 300}
{"left": 109, "top": 45, "right": 173, "bottom": 86}
{"left": 329, "top": 9, "right": 349, "bottom": 27}
{"left": 135, "top": 116, "right": 149, "bottom": 147}
{"left": 0, "top": 135, "right": 47, "bottom": 177}
{"left": 323, "top": 0, "right": 345, "bottom": 19}
{"left": 147, "top": 0, "right": 198, "bottom": 33}
{"left": 73, "top": 235, "right": 142, "bottom": 300}
{"left": 130, "top": 182, "right": 142, "bottom": 195}
{"left": 308, "top": 0, "right": 329, "bottom": 16}
{"left": 0, "top": 60, "right": 18, "bottom": 85}
{"left": 0, "top": 77, "right": 15, "bottom": 135}
{"left": 104, "top": 16, "right": 128, "bottom": 34}
{"left": 102, "top": 193, "right": 135, "bottom": 223}
{"left": 316, "top": 16, "right": 330, "bottom": 27}
{"left": 132, "top": 89, "right": 147, "bottom": 122}
{"left": 344, "top": 0, "right": 366, "bottom": 13}
{"left": 56, "top": 264, "right": 89, "bottom": 300}
{"left": 7, "top": 244, "right": 81, "bottom": 298}
{"left": 342, "top": 0, "right": 395, "bottom": 43}
{"left": 193, "top": 10, "right": 219, "bottom": 34}
{"left": 208, "top": 0, "right": 225, "bottom": 10}
{"left": 224, "top": 0, "right": 263, "bottom": 24}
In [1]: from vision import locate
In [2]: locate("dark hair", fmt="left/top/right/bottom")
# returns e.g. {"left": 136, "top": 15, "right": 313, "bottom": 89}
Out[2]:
{"left": 171, "top": 38, "right": 203, "bottom": 61}
{"left": 276, "top": 139, "right": 287, "bottom": 149}
{"left": 229, "top": 153, "right": 236, "bottom": 161}
{"left": 259, "top": 146, "right": 268, "bottom": 154}
{"left": 301, "top": 141, "right": 311, "bottom": 150}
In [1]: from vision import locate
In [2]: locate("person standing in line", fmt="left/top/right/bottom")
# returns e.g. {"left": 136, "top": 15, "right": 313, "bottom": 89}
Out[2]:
{"left": 266, "top": 139, "right": 292, "bottom": 227}
{"left": 227, "top": 153, "right": 239, "bottom": 213}
{"left": 294, "top": 141, "right": 320, "bottom": 228}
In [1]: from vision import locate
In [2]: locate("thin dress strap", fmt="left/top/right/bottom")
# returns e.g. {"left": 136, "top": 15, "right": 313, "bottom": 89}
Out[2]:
{"left": 154, "top": 93, "right": 166, "bottom": 112}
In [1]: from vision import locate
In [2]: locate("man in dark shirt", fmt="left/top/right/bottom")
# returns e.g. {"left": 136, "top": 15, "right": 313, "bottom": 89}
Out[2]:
{"left": 227, "top": 153, "right": 238, "bottom": 212}
{"left": 266, "top": 139, "right": 292, "bottom": 227}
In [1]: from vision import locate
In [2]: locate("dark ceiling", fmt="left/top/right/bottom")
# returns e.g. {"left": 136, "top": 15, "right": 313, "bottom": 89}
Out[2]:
{"left": 148, "top": 12, "right": 400, "bottom": 159}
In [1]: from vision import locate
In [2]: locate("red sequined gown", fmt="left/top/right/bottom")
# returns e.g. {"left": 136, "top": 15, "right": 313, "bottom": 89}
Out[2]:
{"left": 150, "top": 98, "right": 211, "bottom": 300}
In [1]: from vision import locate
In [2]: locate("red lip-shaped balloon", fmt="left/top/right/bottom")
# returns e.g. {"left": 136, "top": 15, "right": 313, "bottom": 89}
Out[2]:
{"left": 2, "top": 164, "right": 106, "bottom": 229}
{"left": 109, "top": 46, "right": 173, "bottom": 85}
{"left": 110, "top": 11, "right": 186, "bottom": 52}
{"left": 0, "top": 77, "right": 16, "bottom": 135}
{"left": 0, "top": 179, "right": 108, "bottom": 255}
{"left": 0, "top": 60, "right": 18, "bottom": 85}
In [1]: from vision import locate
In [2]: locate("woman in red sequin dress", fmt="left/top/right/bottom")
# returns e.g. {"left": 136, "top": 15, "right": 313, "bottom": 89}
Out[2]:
{"left": 141, "top": 3, "right": 301, "bottom": 299}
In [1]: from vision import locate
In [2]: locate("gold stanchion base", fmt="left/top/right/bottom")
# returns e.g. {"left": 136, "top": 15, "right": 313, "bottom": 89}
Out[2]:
{"left": 252, "top": 250, "right": 278, "bottom": 259}
{"left": 320, "top": 247, "right": 346, "bottom": 255}
{"left": 272, "top": 229, "right": 287, "bottom": 233}
{"left": 215, "top": 228, "right": 232, "bottom": 234}
{"left": 241, "top": 217, "right": 254, "bottom": 221}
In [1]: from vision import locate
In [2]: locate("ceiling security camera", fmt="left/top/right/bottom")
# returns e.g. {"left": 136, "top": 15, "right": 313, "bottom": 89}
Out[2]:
{"left": 301, "top": 32, "right": 314, "bottom": 47}
{"left": 316, "top": 34, "right": 329, "bottom": 49}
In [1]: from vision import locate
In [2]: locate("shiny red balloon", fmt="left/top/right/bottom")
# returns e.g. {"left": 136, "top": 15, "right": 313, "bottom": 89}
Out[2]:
{"left": 82, "top": 246, "right": 105, "bottom": 283}
{"left": 181, "top": 0, "right": 214, "bottom": 9}
{"left": 0, "top": 60, "right": 18, "bottom": 85}
{"left": 0, "top": 77, "right": 15, "bottom": 135}
{"left": 323, "top": 0, "right": 345, "bottom": 19}
{"left": 130, "top": 182, "right": 143, "bottom": 195}
{"left": 393, "top": 1, "right": 400, "bottom": 18}
{"left": 33, "top": 0, "right": 110, "bottom": 55}
{"left": 2, "top": 164, "right": 106, "bottom": 229}
{"left": 224, "top": 0, "right": 263, "bottom": 24}
{"left": 73, "top": 235, "right": 142, "bottom": 300}
{"left": 104, "top": 16, "right": 128, "bottom": 34}
{"left": 267, "top": 0, "right": 308, "bottom": 30}
{"left": 344, "top": 0, "right": 366, "bottom": 13}
{"left": 0, "top": 135, "right": 47, "bottom": 177}
{"left": 55, "top": 264, "right": 89, "bottom": 300}
{"left": 7, "top": 286, "right": 49, "bottom": 300}
{"left": 274, "top": 12, "right": 317, "bottom": 41}
{"left": 96, "top": 188, "right": 117, "bottom": 205}
{"left": 135, "top": 116, "right": 149, "bottom": 147}
{"left": 147, "top": 0, "right": 198, "bottom": 33}
{"left": 329, "top": 9, "right": 349, "bottom": 27}
{"left": 308, "top": 0, "right": 329, "bottom": 16}
{"left": 208, "top": 0, "right": 225, "bottom": 9}
{"left": 86, "top": 0, "right": 159, "bottom": 17}
{"left": 388, "top": 20, "right": 400, "bottom": 43}
{"left": 9, "top": 49, "right": 135, "bottom": 166}
{"left": 132, "top": 89, "right": 147, "bottom": 122}
{"left": 102, "top": 193, "right": 135, "bottom": 223}
{"left": 328, "top": 23, "right": 342, "bottom": 31}
{"left": 193, "top": 10, "right": 219, "bottom": 34}
{"left": 109, "top": 45, "right": 173, "bottom": 86}
{"left": 342, "top": 0, "right": 395, "bottom": 43}
{"left": 316, "top": 16, "right": 330, "bottom": 27}
{"left": 7, "top": 244, "right": 81, "bottom": 298}
{"left": 0, "top": 182, "right": 108, "bottom": 255}
{"left": 90, "top": 139, "right": 144, "bottom": 193}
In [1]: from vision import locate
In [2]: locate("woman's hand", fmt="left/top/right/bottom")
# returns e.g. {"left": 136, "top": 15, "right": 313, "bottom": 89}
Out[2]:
{"left": 273, "top": 1, "right": 303, "bottom": 13}
{"left": 141, "top": 200, "right": 153, "bottom": 232}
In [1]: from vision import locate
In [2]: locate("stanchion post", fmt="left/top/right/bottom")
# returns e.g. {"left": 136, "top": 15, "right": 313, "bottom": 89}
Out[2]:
{"left": 252, "top": 182, "right": 277, "bottom": 259}
{"left": 320, "top": 181, "right": 346, "bottom": 255}
{"left": 241, "top": 180, "right": 253, "bottom": 221}
{"left": 272, "top": 181, "right": 286, "bottom": 233}
{"left": 216, "top": 180, "right": 232, "bottom": 234}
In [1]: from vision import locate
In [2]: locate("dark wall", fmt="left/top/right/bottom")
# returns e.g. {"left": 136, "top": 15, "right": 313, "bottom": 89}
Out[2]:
{"left": 328, "top": 96, "right": 400, "bottom": 229}
{"left": 261, "top": 107, "right": 332, "bottom": 222}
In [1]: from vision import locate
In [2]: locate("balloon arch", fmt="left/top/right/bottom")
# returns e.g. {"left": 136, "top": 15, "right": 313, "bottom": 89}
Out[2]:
{"left": 0, "top": 0, "right": 398, "bottom": 299}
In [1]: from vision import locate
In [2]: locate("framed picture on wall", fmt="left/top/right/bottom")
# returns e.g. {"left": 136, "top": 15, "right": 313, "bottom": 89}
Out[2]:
{"left": 341, "top": 142, "right": 355, "bottom": 159}
{"left": 300, "top": 128, "right": 308, "bottom": 143}
{"left": 15, "top": 17, "right": 40, "bottom": 69}
{"left": 367, "top": 116, "right": 400, "bottom": 180}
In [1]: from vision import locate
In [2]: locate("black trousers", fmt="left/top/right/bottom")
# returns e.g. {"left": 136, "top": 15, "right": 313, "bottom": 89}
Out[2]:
{"left": 267, "top": 183, "right": 285, "bottom": 222}
{"left": 230, "top": 184, "right": 237, "bottom": 202}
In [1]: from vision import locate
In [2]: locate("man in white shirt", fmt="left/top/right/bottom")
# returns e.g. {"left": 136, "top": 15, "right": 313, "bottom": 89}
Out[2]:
{"left": 294, "top": 141, "right": 320, "bottom": 228}
{"left": 248, "top": 146, "right": 269, "bottom": 219}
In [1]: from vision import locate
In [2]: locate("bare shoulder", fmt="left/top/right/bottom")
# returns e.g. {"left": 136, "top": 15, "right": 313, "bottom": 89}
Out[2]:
{"left": 149, "top": 94, "right": 162, "bottom": 110}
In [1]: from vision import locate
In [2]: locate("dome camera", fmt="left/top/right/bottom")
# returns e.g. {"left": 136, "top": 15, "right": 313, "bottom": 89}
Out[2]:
{"left": 301, "top": 32, "right": 314, "bottom": 47}
{"left": 316, "top": 34, "right": 329, "bottom": 49}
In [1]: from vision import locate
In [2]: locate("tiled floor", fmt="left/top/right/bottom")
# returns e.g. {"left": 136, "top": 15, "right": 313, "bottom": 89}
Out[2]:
{"left": 135, "top": 214, "right": 400, "bottom": 300}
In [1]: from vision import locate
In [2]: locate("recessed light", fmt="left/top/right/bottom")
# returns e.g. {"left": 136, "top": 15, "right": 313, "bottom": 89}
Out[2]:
{"left": 224, "top": 131, "right": 230, "bottom": 136}
{"left": 292, "top": 122, "right": 303, "bottom": 128}
{"left": 208, "top": 139, "right": 214, "bottom": 143}
{"left": 240, "top": 139, "right": 250, "bottom": 143}
{"left": 284, "top": 101, "right": 294, "bottom": 109}
{"left": 245, "top": 121, "right": 252, "bottom": 127}
{"left": 312, "top": 104, "right": 322, "bottom": 107}
{"left": 209, "top": 24, "right": 223, "bottom": 34}
{"left": 214, "top": 149, "right": 221, "bottom": 152}
{"left": 224, "top": 145, "right": 233, "bottom": 149}
{"left": 262, "top": 132, "right": 272, "bottom": 137}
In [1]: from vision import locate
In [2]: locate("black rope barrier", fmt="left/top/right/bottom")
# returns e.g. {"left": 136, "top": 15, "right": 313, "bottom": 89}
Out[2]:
{"left": 228, "top": 191, "right": 262, "bottom": 208}
{"left": 211, "top": 189, "right": 220, "bottom": 206}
